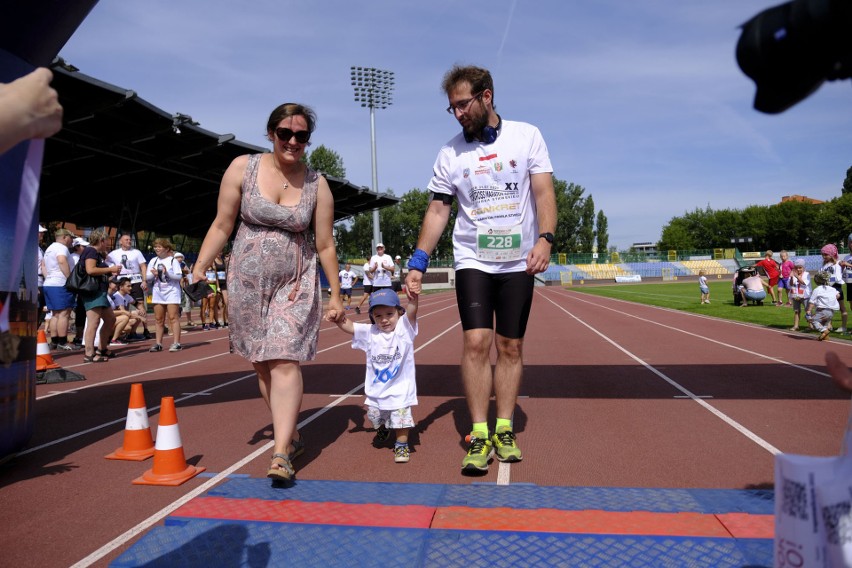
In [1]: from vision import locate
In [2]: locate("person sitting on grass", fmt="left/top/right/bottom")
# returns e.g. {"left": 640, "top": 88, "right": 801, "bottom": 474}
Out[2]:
{"left": 738, "top": 269, "right": 766, "bottom": 306}
{"left": 806, "top": 271, "right": 840, "bottom": 341}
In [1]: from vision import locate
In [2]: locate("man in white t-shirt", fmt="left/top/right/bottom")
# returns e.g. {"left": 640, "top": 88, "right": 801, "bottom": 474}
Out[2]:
{"left": 405, "top": 65, "right": 556, "bottom": 473}
{"left": 338, "top": 263, "right": 358, "bottom": 309}
{"left": 369, "top": 243, "right": 395, "bottom": 291}
{"left": 42, "top": 228, "right": 80, "bottom": 350}
{"left": 355, "top": 261, "right": 374, "bottom": 315}
{"left": 107, "top": 233, "right": 150, "bottom": 339}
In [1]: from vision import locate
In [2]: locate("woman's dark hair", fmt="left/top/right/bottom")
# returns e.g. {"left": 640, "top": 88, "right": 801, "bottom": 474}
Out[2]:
{"left": 266, "top": 103, "right": 317, "bottom": 135}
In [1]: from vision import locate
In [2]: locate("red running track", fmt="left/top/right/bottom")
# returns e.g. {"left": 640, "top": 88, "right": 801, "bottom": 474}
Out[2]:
{"left": 2, "top": 287, "right": 849, "bottom": 566}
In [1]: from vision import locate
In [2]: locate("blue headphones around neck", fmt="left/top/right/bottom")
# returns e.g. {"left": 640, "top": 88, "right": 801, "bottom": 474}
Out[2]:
{"left": 464, "top": 114, "right": 502, "bottom": 144}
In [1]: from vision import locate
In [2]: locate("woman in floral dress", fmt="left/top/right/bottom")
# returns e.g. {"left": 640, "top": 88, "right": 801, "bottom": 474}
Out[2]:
{"left": 193, "top": 103, "right": 343, "bottom": 480}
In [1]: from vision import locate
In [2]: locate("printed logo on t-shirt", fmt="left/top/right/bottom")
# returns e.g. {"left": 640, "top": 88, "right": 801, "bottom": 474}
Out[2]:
{"left": 371, "top": 347, "right": 402, "bottom": 384}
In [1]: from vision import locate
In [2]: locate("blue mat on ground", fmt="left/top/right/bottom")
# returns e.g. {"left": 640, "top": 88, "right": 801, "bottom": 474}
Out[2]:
{"left": 110, "top": 518, "right": 772, "bottom": 567}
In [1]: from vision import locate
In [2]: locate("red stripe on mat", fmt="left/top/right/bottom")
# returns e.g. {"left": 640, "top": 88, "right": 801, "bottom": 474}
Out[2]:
{"left": 432, "top": 507, "right": 773, "bottom": 538}
{"left": 716, "top": 512, "right": 774, "bottom": 539}
{"left": 172, "top": 497, "right": 774, "bottom": 538}
{"left": 172, "top": 497, "right": 436, "bottom": 528}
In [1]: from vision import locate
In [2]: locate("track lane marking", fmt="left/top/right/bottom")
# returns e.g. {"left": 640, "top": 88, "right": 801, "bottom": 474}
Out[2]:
{"left": 539, "top": 293, "right": 782, "bottom": 456}
{"left": 545, "top": 288, "right": 833, "bottom": 378}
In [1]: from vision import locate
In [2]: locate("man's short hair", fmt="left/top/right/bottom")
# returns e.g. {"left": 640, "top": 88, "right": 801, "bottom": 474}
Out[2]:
{"left": 116, "top": 277, "right": 131, "bottom": 286}
{"left": 441, "top": 65, "right": 495, "bottom": 109}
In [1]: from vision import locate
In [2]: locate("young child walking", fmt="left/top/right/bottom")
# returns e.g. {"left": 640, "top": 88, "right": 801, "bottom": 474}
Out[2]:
{"left": 788, "top": 258, "right": 810, "bottom": 331}
{"left": 807, "top": 271, "right": 840, "bottom": 341}
{"left": 698, "top": 270, "right": 710, "bottom": 304}
{"left": 335, "top": 288, "right": 419, "bottom": 463}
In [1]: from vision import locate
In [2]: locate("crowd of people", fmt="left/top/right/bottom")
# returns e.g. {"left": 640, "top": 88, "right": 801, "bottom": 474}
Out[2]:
{"left": 728, "top": 240, "right": 852, "bottom": 341}
{"left": 36, "top": 229, "right": 232, "bottom": 360}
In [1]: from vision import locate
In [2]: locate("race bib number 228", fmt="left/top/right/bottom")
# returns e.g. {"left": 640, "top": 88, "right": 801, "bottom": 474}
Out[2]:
{"left": 476, "top": 226, "right": 523, "bottom": 262}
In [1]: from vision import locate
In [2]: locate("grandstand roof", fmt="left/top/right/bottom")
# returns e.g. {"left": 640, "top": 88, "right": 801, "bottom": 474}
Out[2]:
{"left": 40, "top": 61, "right": 399, "bottom": 237}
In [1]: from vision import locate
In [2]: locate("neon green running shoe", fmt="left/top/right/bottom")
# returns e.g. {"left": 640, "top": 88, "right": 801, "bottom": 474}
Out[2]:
{"left": 491, "top": 427, "right": 523, "bottom": 462}
{"left": 461, "top": 431, "right": 493, "bottom": 472}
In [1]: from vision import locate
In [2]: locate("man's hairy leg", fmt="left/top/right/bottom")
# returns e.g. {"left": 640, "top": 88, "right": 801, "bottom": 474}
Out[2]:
{"left": 494, "top": 334, "right": 523, "bottom": 420}
{"left": 461, "top": 328, "right": 494, "bottom": 424}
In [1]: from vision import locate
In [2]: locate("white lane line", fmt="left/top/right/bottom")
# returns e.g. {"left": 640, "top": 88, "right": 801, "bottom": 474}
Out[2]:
{"left": 497, "top": 460, "right": 511, "bottom": 485}
{"left": 19, "top": 373, "right": 257, "bottom": 457}
{"left": 36, "top": 352, "right": 232, "bottom": 400}
{"left": 540, "top": 293, "right": 782, "bottom": 456}
{"left": 70, "top": 320, "right": 463, "bottom": 568}
{"left": 558, "top": 290, "right": 832, "bottom": 378}
{"left": 57, "top": 335, "right": 232, "bottom": 370}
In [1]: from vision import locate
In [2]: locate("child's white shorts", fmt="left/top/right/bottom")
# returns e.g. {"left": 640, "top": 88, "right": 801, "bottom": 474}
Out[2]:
{"left": 367, "top": 406, "right": 415, "bottom": 430}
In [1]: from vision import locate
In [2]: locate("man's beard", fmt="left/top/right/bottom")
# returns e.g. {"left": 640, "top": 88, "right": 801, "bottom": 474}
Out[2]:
{"left": 462, "top": 111, "right": 489, "bottom": 141}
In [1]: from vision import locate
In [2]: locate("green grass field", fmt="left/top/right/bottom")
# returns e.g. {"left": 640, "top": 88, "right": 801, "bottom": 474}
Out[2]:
{"left": 568, "top": 279, "right": 851, "bottom": 341}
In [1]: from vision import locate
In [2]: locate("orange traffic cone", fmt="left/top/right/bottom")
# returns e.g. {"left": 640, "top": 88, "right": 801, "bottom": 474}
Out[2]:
{"left": 106, "top": 383, "right": 155, "bottom": 461}
{"left": 133, "top": 397, "right": 205, "bottom": 486}
{"left": 35, "top": 330, "right": 60, "bottom": 371}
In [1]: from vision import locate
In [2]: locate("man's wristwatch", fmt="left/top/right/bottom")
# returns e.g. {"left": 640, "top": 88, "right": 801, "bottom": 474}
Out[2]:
{"left": 538, "top": 232, "right": 555, "bottom": 245}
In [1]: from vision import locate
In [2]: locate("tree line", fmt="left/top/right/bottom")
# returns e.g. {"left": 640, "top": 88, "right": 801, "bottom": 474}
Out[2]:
{"left": 658, "top": 166, "right": 852, "bottom": 252}
{"left": 305, "top": 144, "right": 609, "bottom": 261}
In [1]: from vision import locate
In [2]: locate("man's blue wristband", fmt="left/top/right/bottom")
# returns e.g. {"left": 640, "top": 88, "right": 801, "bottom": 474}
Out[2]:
{"left": 407, "top": 249, "right": 430, "bottom": 273}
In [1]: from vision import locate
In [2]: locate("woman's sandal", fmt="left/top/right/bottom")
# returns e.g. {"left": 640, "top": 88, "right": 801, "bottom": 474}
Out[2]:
{"left": 83, "top": 353, "right": 109, "bottom": 363}
{"left": 267, "top": 453, "right": 295, "bottom": 480}
{"left": 97, "top": 348, "right": 116, "bottom": 359}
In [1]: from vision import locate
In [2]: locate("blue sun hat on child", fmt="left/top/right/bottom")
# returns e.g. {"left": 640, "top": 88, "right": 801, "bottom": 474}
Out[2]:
{"left": 369, "top": 288, "right": 403, "bottom": 314}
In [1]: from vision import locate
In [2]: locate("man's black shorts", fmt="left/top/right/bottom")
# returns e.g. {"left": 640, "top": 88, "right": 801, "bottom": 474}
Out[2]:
{"left": 130, "top": 282, "right": 146, "bottom": 304}
{"left": 455, "top": 268, "right": 534, "bottom": 339}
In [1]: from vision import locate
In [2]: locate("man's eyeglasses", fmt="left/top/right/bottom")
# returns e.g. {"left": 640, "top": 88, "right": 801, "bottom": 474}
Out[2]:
{"left": 446, "top": 92, "right": 483, "bottom": 115}
{"left": 274, "top": 127, "right": 311, "bottom": 144}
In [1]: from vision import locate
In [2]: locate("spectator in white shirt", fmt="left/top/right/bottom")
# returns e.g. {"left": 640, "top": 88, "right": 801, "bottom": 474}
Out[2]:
{"left": 369, "top": 243, "right": 395, "bottom": 291}
{"left": 42, "top": 228, "right": 79, "bottom": 350}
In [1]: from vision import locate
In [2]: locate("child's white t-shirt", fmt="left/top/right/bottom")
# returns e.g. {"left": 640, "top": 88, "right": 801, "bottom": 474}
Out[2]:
{"left": 352, "top": 315, "right": 418, "bottom": 411}
{"left": 790, "top": 271, "right": 811, "bottom": 299}
{"left": 810, "top": 284, "right": 840, "bottom": 311}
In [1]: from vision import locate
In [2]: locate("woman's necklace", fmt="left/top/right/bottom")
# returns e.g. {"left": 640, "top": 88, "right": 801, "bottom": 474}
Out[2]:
{"left": 270, "top": 156, "right": 291, "bottom": 189}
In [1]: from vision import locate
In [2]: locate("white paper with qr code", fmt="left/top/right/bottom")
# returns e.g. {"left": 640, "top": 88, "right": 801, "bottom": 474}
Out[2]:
{"left": 774, "top": 405, "right": 852, "bottom": 567}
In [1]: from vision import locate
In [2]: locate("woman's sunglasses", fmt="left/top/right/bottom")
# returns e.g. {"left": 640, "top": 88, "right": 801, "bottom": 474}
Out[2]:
{"left": 274, "top": 127, "right": 311, "bottom": 144}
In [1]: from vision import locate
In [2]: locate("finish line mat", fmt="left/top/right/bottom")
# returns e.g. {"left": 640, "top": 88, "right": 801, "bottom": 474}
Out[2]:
{"left": 110, "top": 479, "right": 774, "bottom": 567}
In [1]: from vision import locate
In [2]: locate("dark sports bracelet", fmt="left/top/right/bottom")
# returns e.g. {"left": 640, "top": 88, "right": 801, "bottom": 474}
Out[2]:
{"left": 407, "top": 249, "right": 430, "bottom": 273}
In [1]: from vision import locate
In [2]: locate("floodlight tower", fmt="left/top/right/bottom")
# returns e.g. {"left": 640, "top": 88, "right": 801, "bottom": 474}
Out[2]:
{"left": 350, "top": 66, "right": 394, "bottom": 250}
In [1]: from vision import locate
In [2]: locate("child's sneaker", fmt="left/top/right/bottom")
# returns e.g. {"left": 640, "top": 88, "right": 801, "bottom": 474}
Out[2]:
{"left": 461, "top": 432, "right": 493, "bottom": 472}
{"left": 491, "top": 426, "right": 523, "bottom": 462}
{"left": 169, "top": 343, "right": 182, "bottom": 352}
{"left": 394, "top": 444, "right": 410, "bottom": 463}
{"left": 373, "top": 424, "right": 390, "bottom": 445}
{"left": 149, "top": 343, "right": 163, "bottom": 352}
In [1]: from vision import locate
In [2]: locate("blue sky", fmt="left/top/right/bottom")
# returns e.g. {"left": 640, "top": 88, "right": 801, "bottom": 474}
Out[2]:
{"left": 59, "top": 1, "right": 852, "bottom": 250}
